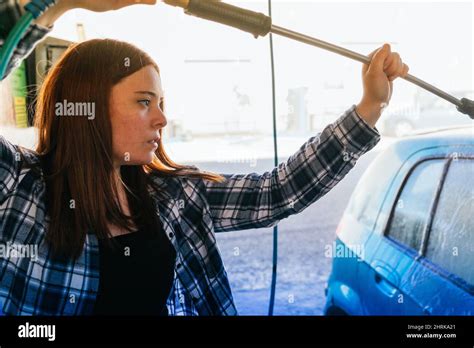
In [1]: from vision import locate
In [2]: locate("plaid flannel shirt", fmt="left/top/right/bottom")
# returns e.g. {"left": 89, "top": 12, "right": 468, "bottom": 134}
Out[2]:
{"left": 0, "top": 24, "right": 381, "bottom": 315}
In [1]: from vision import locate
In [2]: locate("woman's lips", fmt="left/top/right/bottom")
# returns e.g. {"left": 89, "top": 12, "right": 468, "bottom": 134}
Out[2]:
{"left": 147, "top": 138, "right": 159, "bottom": 148}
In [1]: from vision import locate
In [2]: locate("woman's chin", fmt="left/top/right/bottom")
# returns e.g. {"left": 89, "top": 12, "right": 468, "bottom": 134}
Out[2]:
{"left": 119, "top": 155, "right": 155, "bottom": 166}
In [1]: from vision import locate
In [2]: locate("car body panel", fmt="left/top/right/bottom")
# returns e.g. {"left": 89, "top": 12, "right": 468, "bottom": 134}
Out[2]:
{"left": 325, "top": 126, "right": 474, "bottom": 315}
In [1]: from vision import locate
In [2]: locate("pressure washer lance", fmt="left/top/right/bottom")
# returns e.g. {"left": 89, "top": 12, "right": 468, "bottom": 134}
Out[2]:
{"left": 163, "top": 0, "right": 474, "bottom": 119}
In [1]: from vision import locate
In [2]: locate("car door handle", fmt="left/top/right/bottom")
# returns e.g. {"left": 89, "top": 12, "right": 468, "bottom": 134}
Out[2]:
{"left": 423, "top": 306, "right": 432, "bottom": 315}
{"left": 374, "top": 273, "right": 397, "bottom": 297}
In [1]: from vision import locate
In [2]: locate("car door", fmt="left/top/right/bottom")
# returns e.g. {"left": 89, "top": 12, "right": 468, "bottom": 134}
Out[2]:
{"left": 360, "top": 159, "right": 446, "bottom": 314}
{"left": 404, "top": 157, "right": 474, "bottom": 315}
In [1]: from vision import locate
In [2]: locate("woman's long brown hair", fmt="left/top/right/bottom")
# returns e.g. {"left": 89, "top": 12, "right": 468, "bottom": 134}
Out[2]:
{"left": 34, "top": 39, "right": 223, "bottom": 260}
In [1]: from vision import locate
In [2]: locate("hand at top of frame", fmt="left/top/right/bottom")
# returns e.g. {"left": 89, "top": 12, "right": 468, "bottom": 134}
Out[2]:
{"left": 60, "top": 0, "right": 157, "bottom": 12}
{"left": 18, "top": 0, "right": 157, "bottom": 27}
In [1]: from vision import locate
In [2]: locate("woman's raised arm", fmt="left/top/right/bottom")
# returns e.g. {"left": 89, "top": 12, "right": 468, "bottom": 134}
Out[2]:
{"left": 204, "top": 105, "right": 380, "bottom": 232}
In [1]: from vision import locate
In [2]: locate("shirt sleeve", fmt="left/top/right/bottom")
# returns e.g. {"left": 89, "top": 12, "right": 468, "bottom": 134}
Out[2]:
{"left": 1, "top": 23, "right": 52, "bottom": 81}
{"left": 204, "top": 104, "right": 381, "bottom": 232}
{"left": 0, "top": 136, "right": 22, "bottom": 204}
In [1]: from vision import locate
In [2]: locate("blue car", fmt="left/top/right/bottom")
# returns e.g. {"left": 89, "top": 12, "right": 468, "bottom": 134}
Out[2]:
{"left": 324, "top": 126, "right": 474, "bottom": 315}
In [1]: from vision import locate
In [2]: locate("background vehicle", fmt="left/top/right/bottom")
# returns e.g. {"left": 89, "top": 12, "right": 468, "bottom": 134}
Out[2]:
{"left": 324, "top": 126, "right": 474, "bottom": 315}
{"left": 379, "top": 91, "right": 474, "bottom": 137}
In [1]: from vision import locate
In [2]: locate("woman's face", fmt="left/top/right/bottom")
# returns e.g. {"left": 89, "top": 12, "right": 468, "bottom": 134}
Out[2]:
{"left": 109, "top": 65, "right": 167, "bottom": 167}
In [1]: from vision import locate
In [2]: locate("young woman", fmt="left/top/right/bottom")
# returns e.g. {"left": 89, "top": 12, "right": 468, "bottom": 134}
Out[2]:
{"left": 0, "top": 0, "right": 408, "bottom": 315}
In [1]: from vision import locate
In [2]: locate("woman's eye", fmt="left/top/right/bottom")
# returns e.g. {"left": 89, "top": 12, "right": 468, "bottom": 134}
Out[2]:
{"left": 138, "top": 99, "right": 151, "bottom": 107}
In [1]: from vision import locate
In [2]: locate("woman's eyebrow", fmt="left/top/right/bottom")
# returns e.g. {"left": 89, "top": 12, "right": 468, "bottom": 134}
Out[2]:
{"left": 134, "top": 91, "right": 164, "bottom": 100}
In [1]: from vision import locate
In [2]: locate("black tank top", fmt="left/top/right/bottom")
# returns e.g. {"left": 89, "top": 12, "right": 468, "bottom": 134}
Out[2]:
{"left": 93, "top": 221, "right": 176, "bottom": 315}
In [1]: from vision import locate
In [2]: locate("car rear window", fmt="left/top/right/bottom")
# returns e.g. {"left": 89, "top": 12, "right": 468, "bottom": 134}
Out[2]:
{"left": 425, "top": 159, "right": 474, "bottom": 286}
{"left": 386, "top": 159, "right": 445, "bottom": 251}
{"left": 345, "top": 150, "right": 398, "bottom": 229}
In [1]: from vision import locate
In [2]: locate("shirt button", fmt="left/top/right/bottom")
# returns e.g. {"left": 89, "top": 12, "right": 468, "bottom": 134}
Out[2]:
{"left": 168, "top": 232, "right": 174, "bottom": 238}
{"left": 177, "top": 263, "right": 182, "bottom": 269}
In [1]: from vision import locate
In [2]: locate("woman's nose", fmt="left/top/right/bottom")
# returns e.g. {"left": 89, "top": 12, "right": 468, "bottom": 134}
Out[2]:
{"left": 153, "top": 108, "right": 167, "bottom": 129}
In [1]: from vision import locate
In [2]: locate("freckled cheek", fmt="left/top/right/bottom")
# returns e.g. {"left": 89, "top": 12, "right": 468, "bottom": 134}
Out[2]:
{"left": 114, "top": 115, "right": 148, "bottom": 148}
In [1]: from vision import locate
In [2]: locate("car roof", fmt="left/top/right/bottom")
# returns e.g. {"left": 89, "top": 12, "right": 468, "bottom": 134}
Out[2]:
{"left": 369, "top": 125, "right": 474, "bottom": 181}
{"left": 411, "top": 125, "right": 474, "bottom": 139}
{"left": 391, "top": 125, "right": 474, "bottom": 157}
